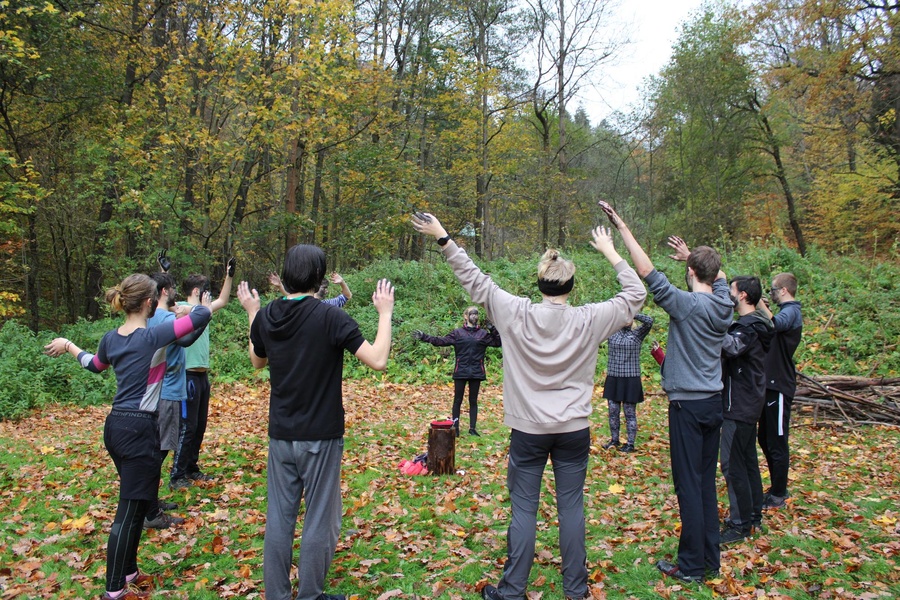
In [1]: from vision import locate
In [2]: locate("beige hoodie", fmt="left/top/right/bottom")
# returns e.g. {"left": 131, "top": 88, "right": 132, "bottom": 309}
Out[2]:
{"left": 442, "top": 241, "right": 647, "bottom": 434}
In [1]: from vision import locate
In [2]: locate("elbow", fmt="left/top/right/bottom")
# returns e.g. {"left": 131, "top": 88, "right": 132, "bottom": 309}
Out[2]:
{"left": 371, "top": 358, "right": 387, "bottom": 371}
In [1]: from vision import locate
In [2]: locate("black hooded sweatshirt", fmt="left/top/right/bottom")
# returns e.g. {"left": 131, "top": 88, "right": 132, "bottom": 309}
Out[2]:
{"left": 250, "top": 296, "right": 364, "bottom": 441}
{"left": 721, "top": 310, "right": 775, "bottom": 425}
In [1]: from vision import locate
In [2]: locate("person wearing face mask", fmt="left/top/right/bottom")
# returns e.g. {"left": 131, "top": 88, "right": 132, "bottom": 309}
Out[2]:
{"left": 601, "top": 312, "right": 654, "bottom": 453}
{"left": 718, "top": 276, "right": 774, "bottom": 545}
{"left": 601, "top": 205, "right": 733, "bottom": 584}
{"left": 413, "top": 306, "right": 502, "bottom": 436}
{"left": 756, "top": 273, "right": 803, "bottom": 510}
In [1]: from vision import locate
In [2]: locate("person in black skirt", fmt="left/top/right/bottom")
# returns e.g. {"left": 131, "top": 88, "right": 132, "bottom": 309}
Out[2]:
{"left": 602, "top": 313, "right": 653, "bottom": 452}
{"left": 413, "top": 306, "right": 501, "bottom": 435}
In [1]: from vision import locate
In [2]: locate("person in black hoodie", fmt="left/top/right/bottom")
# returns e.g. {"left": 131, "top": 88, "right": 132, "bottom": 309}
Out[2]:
{"left": 757, "top": 272, "right": 803, "bottom": 509}
{"left": 719, "top": 276, "right": 774, "bottom": 545}
{"left": 236, "top": 245, "right": 394, "bottom": 600}
{"left": 413, "top": 306, "right": 502, "bottom": 436}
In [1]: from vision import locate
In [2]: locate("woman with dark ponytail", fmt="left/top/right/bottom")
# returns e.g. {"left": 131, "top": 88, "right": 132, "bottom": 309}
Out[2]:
{"left": 45, "top": 274, "right": 211, "bottom": 599}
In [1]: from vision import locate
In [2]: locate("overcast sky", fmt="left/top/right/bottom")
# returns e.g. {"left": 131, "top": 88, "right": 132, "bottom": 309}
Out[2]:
{"left": 576, "top": 0, "right": 706, "bottom": 124}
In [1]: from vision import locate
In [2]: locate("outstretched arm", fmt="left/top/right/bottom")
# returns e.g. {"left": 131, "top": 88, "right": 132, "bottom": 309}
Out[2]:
{"left": 331, "top": 273, "right": 352, "bottom": 301}
{"left": 598, "top": 201, "right": 654, "bottom": 278}
{"left": 354, "top": 279, "right": 395, "bottom": 371}
{"left": 211, "top": 257, "right": 236, "bottom": 312}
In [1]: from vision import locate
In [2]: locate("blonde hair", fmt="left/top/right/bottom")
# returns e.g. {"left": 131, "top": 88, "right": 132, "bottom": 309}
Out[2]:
{"left": 537, "top": 249, "right": 575, "bottom": 283}
{"left": 105, "top": 274, "right": 156, "bottom": 314}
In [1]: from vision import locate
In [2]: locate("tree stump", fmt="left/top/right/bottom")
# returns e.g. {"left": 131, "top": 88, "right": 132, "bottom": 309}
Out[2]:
{"left": 427, "top": 427, "right": 456, "bottom": 475}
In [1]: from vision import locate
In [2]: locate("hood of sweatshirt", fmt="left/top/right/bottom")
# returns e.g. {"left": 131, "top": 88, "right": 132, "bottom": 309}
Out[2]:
{"left": 263, "top": 296, "right": 321, "bottom": 341}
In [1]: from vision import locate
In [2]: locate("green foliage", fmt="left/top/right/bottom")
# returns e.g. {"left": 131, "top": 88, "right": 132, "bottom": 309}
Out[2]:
{"left": 3, "top": 241, "right": 898, "bottom": 420}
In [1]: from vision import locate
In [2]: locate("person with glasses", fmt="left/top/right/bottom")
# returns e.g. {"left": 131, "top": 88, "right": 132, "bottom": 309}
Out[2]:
{"left": 756, "top": 273, "right": 803, "bottom": 510}
{"left": 413, "top": 306, "right": 502, "bottom": 436}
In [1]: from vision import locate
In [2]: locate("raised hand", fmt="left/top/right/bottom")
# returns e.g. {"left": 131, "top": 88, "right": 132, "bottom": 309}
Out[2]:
{"left": 330, "top": 272, "right": 344, "bottom": 285}
{"left": 372, "top": 279, "right": 395, "bottom": 315}
{"left": 590, "top": 225, "right": 615, "bottom": 255}
{"left": 157, "top": 250, "right": 171, "bottom": 273}
{"left": 667, "top": 236, "right": 690, "bottom": 261}
{"left": 597, "top": 201, "right": 622, "bottom": 228}
{"left": 411, "top": 212, "right": 448, "bottom": 240}
{"left": 227, "top": 257, "right": 237, "bottom": 278}
{"left": 237, "top": 281, "right": 261, "bottom": 315}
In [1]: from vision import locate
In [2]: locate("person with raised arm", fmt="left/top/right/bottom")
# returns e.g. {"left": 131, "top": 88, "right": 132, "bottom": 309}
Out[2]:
{"left": 598, "top": 202, "right": 733, "bottom": 584}
{"left": 237, "top": 244, "right": 394, "bottom": 600}
{"left": 412, "top": 212, "right": 645, "bottom": 600}
{"left": 45, "top": 274, "right": 211, "bottom": 599}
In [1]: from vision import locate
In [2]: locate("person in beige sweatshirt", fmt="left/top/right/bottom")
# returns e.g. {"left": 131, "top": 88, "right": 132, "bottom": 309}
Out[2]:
{"left": 412, "top": 213, "right": 646, "bottom": 600}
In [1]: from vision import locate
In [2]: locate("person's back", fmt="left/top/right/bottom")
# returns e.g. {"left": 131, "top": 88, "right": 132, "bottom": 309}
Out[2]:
{"left": 253, "top": 297, "right": 362, "bottom": 440}
{"left": 238, "top": 244, "right": 394, "bottom": 600}
{"left": 645, "top": 269, "right": 733, "bottom": 398}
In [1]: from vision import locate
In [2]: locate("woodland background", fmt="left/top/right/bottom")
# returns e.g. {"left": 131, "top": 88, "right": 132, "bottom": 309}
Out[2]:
{"left": 1, "top": 0, "right": 899, "bottom": 333}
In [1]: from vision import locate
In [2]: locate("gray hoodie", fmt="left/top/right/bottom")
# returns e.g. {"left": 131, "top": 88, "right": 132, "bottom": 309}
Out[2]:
{"left": 443, "top": 241, "right": 646, "bottom": 434}
{"left": 645, "top": 269, "right": 733, "bottom": 401}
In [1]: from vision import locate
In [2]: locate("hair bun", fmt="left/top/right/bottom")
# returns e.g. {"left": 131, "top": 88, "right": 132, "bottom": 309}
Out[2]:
{"left": 547, "top": 249, "right": 559, "bottom": 261}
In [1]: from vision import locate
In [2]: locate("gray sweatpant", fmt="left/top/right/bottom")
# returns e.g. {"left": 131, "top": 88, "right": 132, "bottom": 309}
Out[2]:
{"left": 496, "top": 428, "right": 590, "bottom": 600}
{"left": 264, "top": 437, "right": 344, "bottom": 600}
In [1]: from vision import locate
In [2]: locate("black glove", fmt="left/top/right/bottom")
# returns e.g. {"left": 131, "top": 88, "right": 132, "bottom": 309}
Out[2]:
{"left": 412, "top": 330, "right": 424, "bottom": 340}
{"left": 227, "top": 257, "right": 236, "bottom": 278}
{"left": 157, "top": 250, "right": 171, "bottom": 273}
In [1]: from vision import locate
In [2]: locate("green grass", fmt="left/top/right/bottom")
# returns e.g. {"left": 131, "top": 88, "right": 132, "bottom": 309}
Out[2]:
{"left": 1, "top": 380, "right": 899, "bottom": 598}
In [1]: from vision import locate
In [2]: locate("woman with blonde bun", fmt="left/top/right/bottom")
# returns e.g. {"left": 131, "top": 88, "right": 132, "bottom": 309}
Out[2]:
{"left": 412, "top": 213, "right": 646, "bottom": 600}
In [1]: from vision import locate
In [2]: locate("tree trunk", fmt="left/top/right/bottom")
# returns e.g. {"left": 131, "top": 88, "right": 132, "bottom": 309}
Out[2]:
{"left": 427, "top": 427, "right": 456, "bottom": 475}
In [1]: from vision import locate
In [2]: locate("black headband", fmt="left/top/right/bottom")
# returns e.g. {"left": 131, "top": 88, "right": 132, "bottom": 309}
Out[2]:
{"left": 538, "top": 276, "right": 574, "bottom": 297}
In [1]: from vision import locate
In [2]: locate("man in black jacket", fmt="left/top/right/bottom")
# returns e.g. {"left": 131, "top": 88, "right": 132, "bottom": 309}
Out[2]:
{"left": 757, "top": 273, "right": 803, "bottom": 509}
{"left": 719, "top": 276, "right": 774, "bottom": 545}
{"left": 414, "top": 307, "right": 502, "bottom": 436}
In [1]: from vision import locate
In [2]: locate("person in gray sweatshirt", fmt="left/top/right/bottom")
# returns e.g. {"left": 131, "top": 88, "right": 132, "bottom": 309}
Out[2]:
{"left": 599, "top": 202, "right": 733, "bottom": 584}
{"left": 412, "top": 212, "right": 645, "bottom": 600}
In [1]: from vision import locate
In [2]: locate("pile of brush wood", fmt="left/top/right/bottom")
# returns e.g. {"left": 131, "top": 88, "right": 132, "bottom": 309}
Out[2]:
{"left": 794, "top": 373, "right": 900, "bottom": 427}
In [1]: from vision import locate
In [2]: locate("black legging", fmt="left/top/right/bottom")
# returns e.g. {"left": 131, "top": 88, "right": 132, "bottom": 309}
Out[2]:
{"left": 106, "top": 498, "right": 149, "bottom": 592}
{"left": 453, "top": 379, "right": 481, "bottom": 431}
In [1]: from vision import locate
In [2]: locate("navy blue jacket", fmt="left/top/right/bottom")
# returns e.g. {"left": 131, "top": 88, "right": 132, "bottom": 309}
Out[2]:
{"left": 419, "top": 325, "right": 502, "bottom": 380}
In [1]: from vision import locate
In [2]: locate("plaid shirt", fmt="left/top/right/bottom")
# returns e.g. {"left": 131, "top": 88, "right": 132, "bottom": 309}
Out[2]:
{"left": 606, "top": 314, "right": 653, "bottom": 377}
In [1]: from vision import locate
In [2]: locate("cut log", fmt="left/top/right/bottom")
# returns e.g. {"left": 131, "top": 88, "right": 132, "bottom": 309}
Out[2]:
{"left": 427, "top": 427, "right": 456, "bottom": 475}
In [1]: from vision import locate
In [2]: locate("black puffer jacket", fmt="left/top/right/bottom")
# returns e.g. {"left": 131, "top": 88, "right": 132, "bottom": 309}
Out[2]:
{"left": 419, "top": 326, "right": 502, "bottom": 380}
{"left": 721, "top": 311, "right": 774, "bottom": 424}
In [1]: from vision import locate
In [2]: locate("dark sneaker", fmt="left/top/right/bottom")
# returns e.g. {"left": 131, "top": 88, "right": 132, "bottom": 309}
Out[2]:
{"left": 602, "top": 440, "right": 621, "bottom": 450}
{"left": 170, "top": 478, "right": 193, "bottom": 490}
{"left": 618, "top": 443, "right": 635, "bottom": 453}
{"left": 188, "top": 471, "right": 214, "bottom": 482}
{"left": 482, "top": 584, "right": 501, "bottom": 600}
{"left": 762, "top": 493, "right": 787, "bottom": 510}
{"left": 751, "top": 520, "right": 767, "bottom": 535}
{"left": 144, "top": 512, "right": 185, "bottom": 529}
{"left": 469, "top": 429, "right": 480, "bottom": 436}
{"left": 719, "top": 523, "right": 750, "bottom": 546}
{"left": 656, "top": 559, "right": 704, "bottom": 583}
{"left": 159, "top": 500, "right": 179, "bottom": 511}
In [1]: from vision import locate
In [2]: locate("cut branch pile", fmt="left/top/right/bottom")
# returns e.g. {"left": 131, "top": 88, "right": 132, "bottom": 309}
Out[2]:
{"left": 794, "top": 373, "right": 900, "bottom": 427}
